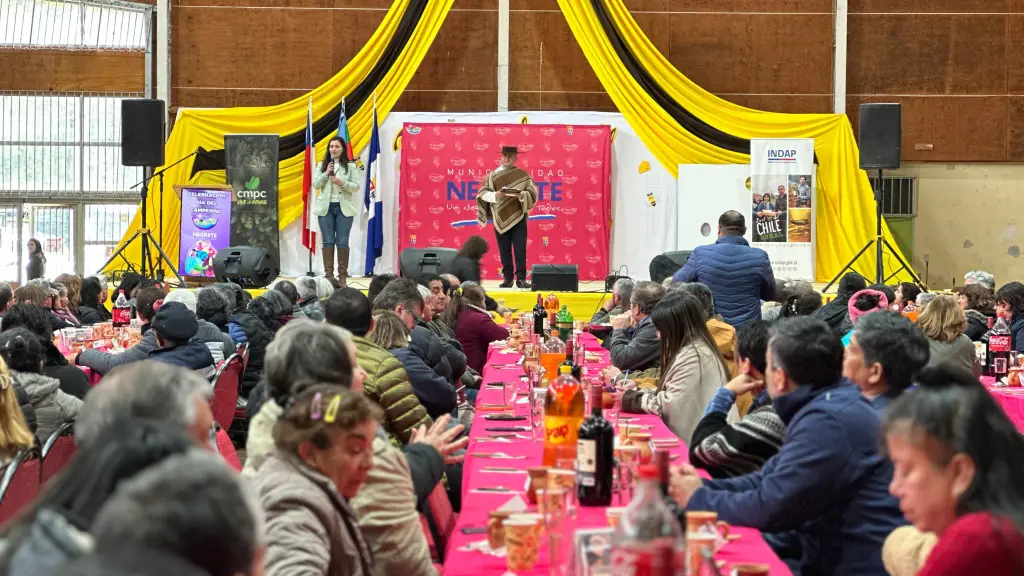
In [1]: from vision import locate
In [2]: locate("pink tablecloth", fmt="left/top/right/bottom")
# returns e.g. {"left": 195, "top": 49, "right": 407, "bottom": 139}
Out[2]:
{"left": 981, "top": 376, "right": 1024, "bottom": 433}
{"left": 78, "top": 366, "right": 102, "bottom": 386}
{"left": 443, "top": 333, "right": 791, "bottom": 575}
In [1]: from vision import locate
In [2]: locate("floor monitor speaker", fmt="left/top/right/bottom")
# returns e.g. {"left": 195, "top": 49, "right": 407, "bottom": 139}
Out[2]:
{"left": 213, "top": 246, "right": 279, "bottom": 289}
{"left": 530, "top": 264, "right": 579, "bottom": 292}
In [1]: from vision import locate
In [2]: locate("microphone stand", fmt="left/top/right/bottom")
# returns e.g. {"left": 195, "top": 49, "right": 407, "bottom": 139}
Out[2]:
{"left": 99, "top": 149, "right": 198, "bottom": 287}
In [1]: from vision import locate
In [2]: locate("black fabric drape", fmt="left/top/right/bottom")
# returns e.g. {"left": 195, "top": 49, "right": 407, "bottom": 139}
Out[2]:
{"left": 589, "top": 0, "right": 750, "bottom": 155}
{"left": 190, "top": 0, "right": 429, "bottom": 178}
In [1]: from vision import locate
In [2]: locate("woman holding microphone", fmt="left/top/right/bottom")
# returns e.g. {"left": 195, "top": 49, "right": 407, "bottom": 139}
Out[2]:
{"left": 313, "top": 137, "right": 360, "bottom": 286}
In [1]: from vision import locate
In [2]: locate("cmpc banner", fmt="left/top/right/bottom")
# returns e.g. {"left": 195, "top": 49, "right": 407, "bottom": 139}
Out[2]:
{"left": 750, "top": 138, "right": 816, "bottom": 281}
{"left": 398, "top": 123, "right": 612, "bottom": 281}
{"left": 225, "top": 134, "right": 281, "bottom": 265}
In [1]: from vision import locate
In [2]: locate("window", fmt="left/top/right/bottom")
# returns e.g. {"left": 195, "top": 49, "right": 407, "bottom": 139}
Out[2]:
{"left": 0, "top": 92, "right": 145, "bottom": 199}
{"left": 0, "top": 0, "right": 150, "bottom": 51}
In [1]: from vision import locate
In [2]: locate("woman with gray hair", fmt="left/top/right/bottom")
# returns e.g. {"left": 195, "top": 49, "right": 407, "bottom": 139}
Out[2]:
{"left": 243, "top": 319, "right": 366, "bottom": 477}
{"left": 246, "top": 318, "right": 450, "bottom": 576}
{"left": 295, "top": 276, "right": 325, "bottom": 321}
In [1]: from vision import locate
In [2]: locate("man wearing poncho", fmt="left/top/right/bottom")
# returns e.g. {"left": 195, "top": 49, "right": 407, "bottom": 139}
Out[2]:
{"left": 475, "top": 145, "right": 538, "bottom": 289}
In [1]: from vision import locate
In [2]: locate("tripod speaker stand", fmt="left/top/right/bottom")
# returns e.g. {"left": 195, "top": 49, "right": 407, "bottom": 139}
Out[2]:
{"left": 98, "top": 151, "right": 195, "bottom": 287}
{"left": 824, "top": 102, "right": 920, "bottom": 291}
{"left": 822, "top": 168, "right": 921, "bottom": 292}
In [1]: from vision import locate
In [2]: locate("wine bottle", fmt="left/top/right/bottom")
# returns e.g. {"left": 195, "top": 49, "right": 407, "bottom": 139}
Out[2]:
{"left": 533, "top": 294, "right": 546, "bottom": 339}
{"left": 577, "top": 384, "right": 614, "bottom": 506}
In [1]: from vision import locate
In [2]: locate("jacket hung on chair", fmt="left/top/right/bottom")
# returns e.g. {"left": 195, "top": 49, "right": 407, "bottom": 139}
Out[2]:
{"left": 672, "top": 235, "right": 775, "bottom": 327}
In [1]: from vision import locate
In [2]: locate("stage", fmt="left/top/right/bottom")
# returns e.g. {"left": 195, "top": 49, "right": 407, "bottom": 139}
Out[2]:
{"left": 255, "top": 278, "right": 612, "bottom": 320}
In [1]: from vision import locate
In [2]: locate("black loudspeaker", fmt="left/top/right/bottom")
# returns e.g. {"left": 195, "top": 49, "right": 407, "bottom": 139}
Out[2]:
{"left": 649, "top": 250, "right": 692, "bottom": 284}
{"left": 121, "top": 99, "right": 166, "bottom": 167}
{"left": 399, "top": 248, "right": 458, "bottom": 282}
{"left": 212, "top": 246, "right": 279, "bottom": 289}
{"left": 859, "top": 103, "right": 901, "bottom": 170}
{"left": 530, "top": 264, "right": 579, "bottom": 292}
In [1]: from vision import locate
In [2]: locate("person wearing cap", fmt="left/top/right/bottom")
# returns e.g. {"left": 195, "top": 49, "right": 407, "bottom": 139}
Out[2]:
{"left": 147, "top": 301, "right": 216, "bottom": 376}
{"left": 163, "top": 289, "right": 238, "bottom": 364}
{"left": 476, "top": 145, "right": 538, "bottom": 289}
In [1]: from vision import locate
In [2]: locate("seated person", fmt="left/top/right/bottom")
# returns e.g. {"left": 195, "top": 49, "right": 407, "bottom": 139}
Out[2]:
{"left": 76, "top": 285, "right": 165, "bottom": 375}
{"left": 76, "top": 276, "right": 112, "bottom": 325}
{"left": 608, "top": 281, "right": 665, "bottom": 372}
{"left": 680, "top": 282, "right": 738, "bottom": 378}
{"left": 294, "top": 276, "right": 325, "bottom": 321}
{"left": 163, "top": 289, "right": 237, "bottom": 365}
{"left": 690, "top": 320, "right": 785, "bottom": 478}
{"left": 812, "top": 272, "right": 867, "bottom": 334}
{"left": 146, "top": 302, "right": 215, "bottom": 375}
{"left": 592, "top": 278, "right": 635, "bottom": 324}
{"left": 669, "top": 317, "right": 906, "bottom": 576}
{"left": 444, "top": 284, "right": 509, "bottom": 375}
{"left": 842, "top": 288, "right": 889, "bottom": 346}
{"left": 881, "top": 365, "right": 1024, "bottom": 576}
{"left": 619, "top": 291, "right": 730, "bottom": 442}
{"left": 843, "top": 311, "right": 930, "bottom": 413}
{"left": 1, "top": 303, "right": 89, "bottom": 399}
{"left": 371, "top": 312, "right": 456, "bottom": 420}
{"left": 0, "top": 328, "right": 81, "bottom": 444}
{"left": 324, "top": 287, "right": 431, "bottom": 444}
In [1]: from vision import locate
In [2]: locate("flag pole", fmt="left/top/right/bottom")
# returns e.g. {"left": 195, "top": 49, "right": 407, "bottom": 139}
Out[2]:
{"left": 306, "top": 97, "right": 315, "bottom": 277}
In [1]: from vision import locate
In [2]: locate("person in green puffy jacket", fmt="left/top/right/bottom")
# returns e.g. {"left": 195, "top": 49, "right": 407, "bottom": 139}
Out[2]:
{"left": 325, "top": 287, "right": 432, "bottom": 443}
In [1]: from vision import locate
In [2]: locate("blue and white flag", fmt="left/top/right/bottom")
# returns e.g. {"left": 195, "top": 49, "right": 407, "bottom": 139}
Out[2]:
{"left": 363, "top": 98, "right": 383, "bottom": 275}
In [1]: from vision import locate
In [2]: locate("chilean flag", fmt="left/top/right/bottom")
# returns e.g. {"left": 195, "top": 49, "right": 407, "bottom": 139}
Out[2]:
{"left": 337, "top": 97, "right": 354, "bottom": 160}
{"left": 363, "top": 98, "right": 383, "bottom": 274}
{"left": 301, "top": 97, "right": 317, "bottom": 254}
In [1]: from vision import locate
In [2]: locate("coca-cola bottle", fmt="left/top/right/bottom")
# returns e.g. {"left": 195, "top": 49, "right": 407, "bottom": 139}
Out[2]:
{"left": 989, "top": 315, "right": 1013, "bottom": 383}
{"left": 611, "top": 464, "right": 684, "bottom": 575}
{"left": 112, "top": 290, "right": 131, "bottom": 328}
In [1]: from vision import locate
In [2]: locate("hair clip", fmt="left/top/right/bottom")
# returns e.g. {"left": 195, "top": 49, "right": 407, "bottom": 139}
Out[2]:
{"left": 310, "top": 392, "right": 323, "bottom": 421}
{"left": 324, "top": 394, "right": 341, "bottom": 424}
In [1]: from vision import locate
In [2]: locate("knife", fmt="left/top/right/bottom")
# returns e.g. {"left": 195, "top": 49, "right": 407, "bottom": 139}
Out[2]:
{"left": 472, "top": 487, "right": 521, "bottom": 494}
{"left": 481, "top": 467, "right": 525, "bottom": 473}
{"left": 472, "top": 453, "right": 527, "bottom": 459}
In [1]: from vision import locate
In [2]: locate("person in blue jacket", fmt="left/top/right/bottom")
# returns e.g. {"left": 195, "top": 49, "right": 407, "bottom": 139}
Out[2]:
{"left": 995, "top": 281, "right": 1024, "bottom": 353}
{"left": 672, "top": 211, "right": 775, "bottom": 327}
{"left": 668, "top": 317, "right": 905, "bottom": 576}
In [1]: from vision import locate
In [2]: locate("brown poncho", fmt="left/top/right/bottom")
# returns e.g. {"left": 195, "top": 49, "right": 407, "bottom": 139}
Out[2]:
{"left": 476, "top": 167, "right": 539, "bottom": 235}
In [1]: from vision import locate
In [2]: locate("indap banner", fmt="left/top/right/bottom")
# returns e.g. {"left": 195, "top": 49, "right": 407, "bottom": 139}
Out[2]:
{"left": 398, "top": 123, "right": 612, "bottom": 281}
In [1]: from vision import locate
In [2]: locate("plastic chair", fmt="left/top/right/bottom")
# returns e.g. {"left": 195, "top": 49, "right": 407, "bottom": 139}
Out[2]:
{"left": 0, "top": 449, "right": 41, "bottom": 524}
{"left": 215, "top": 428, "right": 242, "bottom": 471}
{"left": 210, "top": 353, "right": 242, "bottom": 431}
{"left": 423, "top": 483, "right": 458, "bottom": 562}
{"left": 41, "top": 423, "right": 76, "bottom": 483}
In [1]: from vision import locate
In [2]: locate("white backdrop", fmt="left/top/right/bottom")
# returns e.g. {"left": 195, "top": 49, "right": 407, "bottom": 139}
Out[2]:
{"left": 277, "top": 112, "right": 678, "bottom": 280}
{"left": 676, "top": 164, "right": 750, "bottom": 251}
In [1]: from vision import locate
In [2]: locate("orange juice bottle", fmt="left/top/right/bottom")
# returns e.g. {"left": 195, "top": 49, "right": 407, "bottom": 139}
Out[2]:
{"left": 543, "top": 365, "right": 585, "bottom": 467}
{"left": 539, "top": 330, "right": 566, "bottom": 387}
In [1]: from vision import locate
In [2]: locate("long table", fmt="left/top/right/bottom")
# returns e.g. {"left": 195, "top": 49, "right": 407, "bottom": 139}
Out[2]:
{"left": 443, "top": 333, "right": 791, "bottom": 575}
{"left": 981, "top": 376, "right": 1024, "bottom": 433}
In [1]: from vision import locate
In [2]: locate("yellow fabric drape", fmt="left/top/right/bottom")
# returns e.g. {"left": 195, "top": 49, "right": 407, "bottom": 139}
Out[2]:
{"left": 104, "top": 0, "right": 454, "bottom": 275}
{"left": 559, "top": 0, "right": 914, "bottom": 283}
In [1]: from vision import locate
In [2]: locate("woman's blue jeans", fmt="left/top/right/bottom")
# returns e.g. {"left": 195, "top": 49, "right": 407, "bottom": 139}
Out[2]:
{"left": 318, "top": 202, "right": 353, "bottom": 248}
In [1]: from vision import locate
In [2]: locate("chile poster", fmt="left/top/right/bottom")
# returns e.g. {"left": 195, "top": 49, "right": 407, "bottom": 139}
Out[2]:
{"left": 397, "top": 123, "right": 612, "bottom": 281}
{"left": 750, "top": 138, "right": 816, "bottom": 281}
{"left": 178, "top": 187, "right": 232, "bottom": 277}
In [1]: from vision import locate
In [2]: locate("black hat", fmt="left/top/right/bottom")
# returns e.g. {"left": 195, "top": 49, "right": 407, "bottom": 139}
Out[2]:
{"left": 151, "top": 301, "right": 199, "bottom": 343}
{"left": 501, "top": 145, "right": 517, "bottom": 155}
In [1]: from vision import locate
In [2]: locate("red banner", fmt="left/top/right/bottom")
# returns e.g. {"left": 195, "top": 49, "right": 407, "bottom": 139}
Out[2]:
{"left": 398, "top": 123, "right": 612, "bottom": 281}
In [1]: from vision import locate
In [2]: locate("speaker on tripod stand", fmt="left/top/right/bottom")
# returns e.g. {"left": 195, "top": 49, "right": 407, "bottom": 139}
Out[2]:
{"left": 824, "top": 103, "right": 920, "bottom": 291}
{"left": 99, "top": 99, "right": 187, "bottom": 286}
